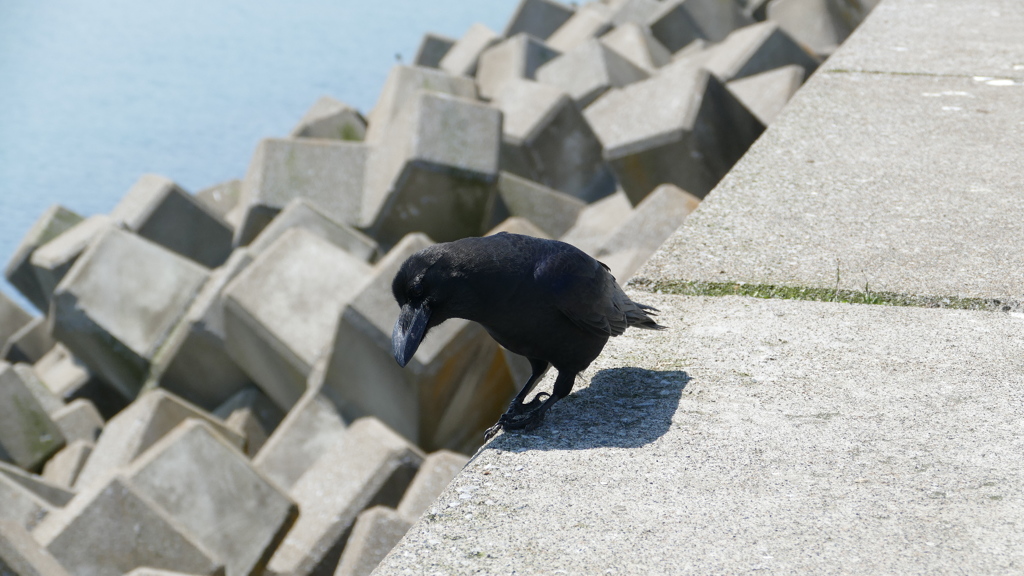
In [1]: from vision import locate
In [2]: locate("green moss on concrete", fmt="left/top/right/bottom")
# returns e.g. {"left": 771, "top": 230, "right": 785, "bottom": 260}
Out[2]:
{"left": 630, "top": 278, "right": 1017, "bottom": 311}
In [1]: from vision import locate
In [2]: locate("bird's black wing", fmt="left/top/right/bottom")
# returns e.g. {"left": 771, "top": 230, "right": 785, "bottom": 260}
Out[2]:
{"left": 533, "top": 246, "right": 632, "bottom": 337}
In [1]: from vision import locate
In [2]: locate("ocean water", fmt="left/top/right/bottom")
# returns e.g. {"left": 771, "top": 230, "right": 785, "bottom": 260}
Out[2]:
{"left": 0, "top": 0, "right": 519, "bottom": 311}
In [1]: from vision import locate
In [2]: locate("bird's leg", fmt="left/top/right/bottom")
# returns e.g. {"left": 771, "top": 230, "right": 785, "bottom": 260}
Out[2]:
{"left": 485, "top": 358, "right": 549, "bottom": 440}
{"left": 501, "top": 370, "right": 576, "bottom": 432}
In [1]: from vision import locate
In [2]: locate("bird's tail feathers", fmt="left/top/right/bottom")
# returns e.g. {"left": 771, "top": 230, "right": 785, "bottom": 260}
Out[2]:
{"left": 626, "top": 302, "right": 666, "bottom": 330}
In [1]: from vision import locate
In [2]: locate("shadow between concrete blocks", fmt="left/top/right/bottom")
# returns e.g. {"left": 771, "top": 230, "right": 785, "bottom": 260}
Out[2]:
{"left": 486, "top": 367, "right": 690, "bottom": 452}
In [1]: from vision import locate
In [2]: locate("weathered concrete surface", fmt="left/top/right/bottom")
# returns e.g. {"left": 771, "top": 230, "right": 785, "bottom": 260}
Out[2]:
{"left": 438, "top": 23, "right": 501, "bottom": 77}
{"left": 475, "top": 33, "right": 560, "bottom": 101}
{"left": 3, "top": 205, "right": 83, "bottom": 312}
{"left": 378, "top": 293, "right": 1024, "bottom": 575}
{"left": 413, "top": 33, "right": 456, "bottom": 69}
{"left": 0, "top": 461, "right": 74, "bottom": 508}
{"left": 0, "top": 362, "right": 65, "bottom": 471}
{"left": 213, "top": 386, "right": 284, "bottom": 457}
{"left": 0, "top": 520, "right": 72, "bottom": 576}
{"left": 29, "top": 215, "right": 116, "bottom": 308}
{"left": 290, "top": 95, "right": 366, "bottom": 141}
{"left": 334, "top": 506, "right": 412, "bottom": 576}
{"left": 2, "top": 316, "right": 55, "bottom": 364}
{"left": 726, "top": 63, "right": 805, "bottom": 125}
{"left": 535, "top": 38, "right": 649, "bottom": 109}
{"left": 599, "top": 21, "right": 672, "bottom": 73}
{"left": 41, "top": 439, "right": 93, "bottom": 489}
{"left": 489, "top": 172, "right": 584, "bottom": 239}
{"left": 767, "top": 0, "right": 877, "bottom": 57}
{"left": 502, "top": 0, "right": 575, "bottom": 40}
{"left": 364, "top": 65, "right": 477, "bottom": 146}
{"left": 396, "top": 450, "right": 469, "bottom": 520}
{"left": 0, "top": 292, "right": 33, "bottom": 351}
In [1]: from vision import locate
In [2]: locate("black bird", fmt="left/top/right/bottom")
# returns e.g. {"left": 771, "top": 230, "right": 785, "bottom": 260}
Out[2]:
{"left": 391, "top": 232, "right": 665, "bottom": 438}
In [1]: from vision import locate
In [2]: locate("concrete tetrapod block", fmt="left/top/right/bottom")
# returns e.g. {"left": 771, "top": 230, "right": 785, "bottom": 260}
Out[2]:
{"left": 438, "top": 23, "right": 501, "bottom": 77}
{"left": 0, "top": 461, "right": 74, "bottom": 508}
{"left": 50, "top": 398, "right": 103, "bottom": 445}
{"left": 0, "top": 471, "right": 51, "bottom": 530}
{"left": 73, "top": 389, "right": 244, "bottom": 491}
{"left": 0, "top": 362, "right": 65, "bottom": 472}
{"left": 32, "top": 343, "right": 127, "bottom": 420}
{"left": 490, "top": 172, "right": 585, "bottom": 239}
{"left": 112, "top": 174, "right": 234, "bottom": 268}
{"left": 223, "top": 228, "right": 371, "bottom": 410}
{"left": 252, "top": 363, "right": 347, "bottom": 490}
{"left": 584, "top": 59, "right": 764, "bottom": 203}
{"left": 3, "top": 205, "right": 83, "bottom": 312}
{"left": 2, "top": 316, "right": 55, "bottom": 364}
{"left": 559, "top": 189, "right": 633, "bottom": 256}
{"left": 266, "top": 417, "right": 424, "bottom": 576}
{"left": 144, "top": 248, "right": 255, "bottom": 410}
{"left": 595, "top": 183, "right": 701, "bottom": 284}
{"left": 545, "top": 5, "right": 613, "bottom": 53}
{"left": 475, "top": 33, "right": 560, "bottom": 101}
{"left": 247, "top": 198, "right": 378, "bottom": 262}
{"left": 536, "top": 37, "right": 649, "bottom": 109}
{"left": 0, "top": 521, "right": 72, "bottom": 576}
{"left": 0, "top": 291, "right": 33, "bottom": 352}
{"left": 9, "top": 362, "right": 63, "bottom": 416}
{"left": 599, "top": 22, "right": 672, "bottom": 72}
{"left": 767, "top": 0, "right": 876, "bottom": 58}
{"left": 502, "top": 0, "right": 575, "bottom": 40}
{"left": 29, "top": 215, "right": 116, "bottom": 308}
{"left": 362, "top": 91, "right": 501, "bottom": 249}
{"left": 333, "top": 506, "right": 412, "bottom": 576}
{"left": 234, "top": 138, "right": 369, "bottom": 246}
{"left": 701, "top": 21, "right": 819, "bottom": 83}
{"left": 649, "top": 0, "right": 754, "bottom": 52}
{"left": 492, "top": 79, "right": 615, "bottom": 203}
{"left": 124, "top": 420, "right": 299, "bottom": 576}
{"left": 726, "top": 63, "right": 805, "bottom": 125}
{"left": 322, "top": 233, "right": 518, "bottom": 453}
{"left": 41, "top": 439, "right": 93, "bottom": 489}
{"left": 607, "top": 0, "right": 663, "bottom": 27}
{"left": 413, "top": 33, "right": 456, "bottom": 68}
{"left": 290, "top": 95, "right": 367, "bottom": 141}
{"left": 195, "top": 179, "right": 243, "bottom": 227}
{"left": 51, "top": 227, "right": 210, "bottom": 401}
{"left": 34, "top": 477, "right": 223, "bottom": 576}
{"left": 396, "top": 450, "right": 469, "bottom": 520}
{"left": 485, "top": 216, "right": 551, "bottom": 239}
{"left": 364, "top": 65, "right": 477, "bottom": 145}
{"left": 213, "top": 386, "right": 284, "bottom": 457}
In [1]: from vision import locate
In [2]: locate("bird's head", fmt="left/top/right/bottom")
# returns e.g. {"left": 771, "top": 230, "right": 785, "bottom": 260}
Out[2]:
{"left": 391, "top": 246, "right": 450, "bottom": 367}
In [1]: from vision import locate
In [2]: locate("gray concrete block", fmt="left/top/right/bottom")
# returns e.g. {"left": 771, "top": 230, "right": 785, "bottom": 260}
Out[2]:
{"left": 51, "top": 227, "right": 210, "bottom": 400}
{"left": 112, "top": 174, "right": 234, "bottom": 268}
{"left": 73, "top": 389, "right": 244, "bottom": 491}
{"left": 266, "top": 418, "right": 423, "bottom": 576}
{"left": 362, "top": 91, "right": 501, "bottom": 248}
{"left": 485, "top": 216, "right": 550, "bottom": 239}
{"left": 701, "top": 21, "right": 819, "bottom": 82}
{"left": 0, "top": 362, "right": 65, "bottom": 472}
{"left": 50, "top": 398, "right": 103, "bottom": 444}
{"left": 545, "top": 5, "right": 613, "bottom": 53}
{"left": 41, "top": 439, "right": 93, "bottom": 489}
{"left": 247, "top": 198, "right": 378, "bottom": 262}
{"left": 536, "top": 37, "right": 649, "bottom": 108}
{"left": 223, "top": 228, "right": 371, "bottom": 410}
{"left": 290, "top": 95, "right": 366, "bottom": 141}
{"left": 492, "top": 79, "right": 615, "bottom": 203}
{"left": 3, "top": 205, "right": 83, "bottom": 313}
{"left": 475, "top": 33, "right": 560, "bottom": 101}
{"left": 322, "top": 233, "right": 518, "bottom": 452}
{"left": 2, "top": 316, "right": 55, "bottom": 365}
{"left": 413, "top": 33, "right": 456, "bottom": 69}
{"left": 606, "top": 0, "right": 663, "bottom": 27}
{"left": 0, "top": 461, "right": 74, "bottom": 508}
{"left": 595, "top": 183, "right": 702, "bottom": 283}
{"left": 10, "top": 362, "right": 63, "bottom": 415}
{"left": 144, "top": 248, "right": 255, "bottom": 410}
{"left": 235, "top": 138, "right": 369, "bottom": 246}
{"left": 0, "top": 521, "right": 71, "bottom": 576}
{"left": 726, "top": 63, "right": 805, "bottom": 125}
{"left": 0, "top": 291, "right": 33, "bottom": 353}
{"left": 252, "top": 362, "right": 347, "bottom": 490}
{"left": 650, "top": 0, "right": 754, "bottom": 52}
{"left": 599, "top": 22, "right": 672, "bottom": 72}
{"left": 559, "top": 189, "right": 633, "bottom": 255}
{"left": 364, "top": 65, "right": 477, "bottom": 146}
{"left": 31, "top": 344, "right": 127, "bottom": 420}
{"left": 503, "top": 0, "right": 575, "bottom": 40}
{"left": 125, "top": 419, "right": 298, "bottom": 576}
{"left": 0, "top": 472, "right": 51, "bottom": 530}
{"left": 490, "top": 172, "right": 584, "bottom": 239}
{"left": 438, "top": 23, "right": 501, "bottom": 77}
{"left": 213, "top": 386, "right": 284, "bottom": 457}
{"left": 126, "top": 570, "right": 211, "bottom": 576}
{"left": 767, "top": 0, "right": 874, "bottom": 57}
{"left": 396, "top": 450, "right": 469, "bottom": 520}
{"left": 194, "top": 179, "right": 243, "bottom": 228}
{"left": 29, "top": 215, "right": 116, "bottom": 309}
{"left": 584, "top": 59, "right": 764, "bottom": 203}
{"left": 333, "top": 506, "right": 412, "bottom": 576}
{"left": 34, "top": 477, "right": 223, "bottom": 576}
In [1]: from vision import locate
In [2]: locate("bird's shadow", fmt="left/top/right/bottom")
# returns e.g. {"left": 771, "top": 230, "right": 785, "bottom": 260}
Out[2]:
{"left": 485, "top": 367, "right": 690, "bottom": 452}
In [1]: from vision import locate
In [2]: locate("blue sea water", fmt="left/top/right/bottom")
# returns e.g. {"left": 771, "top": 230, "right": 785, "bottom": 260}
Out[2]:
{"left": 0, "top": 0, "right": 519, "bottom": 311}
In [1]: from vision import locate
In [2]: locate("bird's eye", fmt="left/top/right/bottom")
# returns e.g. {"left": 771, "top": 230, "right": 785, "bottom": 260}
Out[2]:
{"left": 408, "top": 282, "right": 424, "bottom": 300}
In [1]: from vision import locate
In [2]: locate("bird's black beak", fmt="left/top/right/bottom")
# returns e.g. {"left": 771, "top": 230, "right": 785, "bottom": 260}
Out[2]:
{"left": 392, "top": 302, "right": 430, "bottom": 367}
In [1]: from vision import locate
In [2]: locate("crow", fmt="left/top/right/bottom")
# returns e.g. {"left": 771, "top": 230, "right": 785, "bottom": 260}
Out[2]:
{"left": 391, "top": 232, "right": 665, "bottom": 439}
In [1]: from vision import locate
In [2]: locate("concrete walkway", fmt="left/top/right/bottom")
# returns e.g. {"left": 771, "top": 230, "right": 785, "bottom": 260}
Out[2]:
{"left": 377, "top": 1, "right": 1024, "bottom": 573}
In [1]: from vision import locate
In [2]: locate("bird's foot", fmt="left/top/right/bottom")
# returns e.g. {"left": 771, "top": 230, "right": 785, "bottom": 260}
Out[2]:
{"left": 483, "top": 395, "right": 552, "bottom": 440}
{"left": 510, "top": 392, "right": 549, "bottom": 415}
{"left": 499, "top": 409, "right": 546, "bottom": 432}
